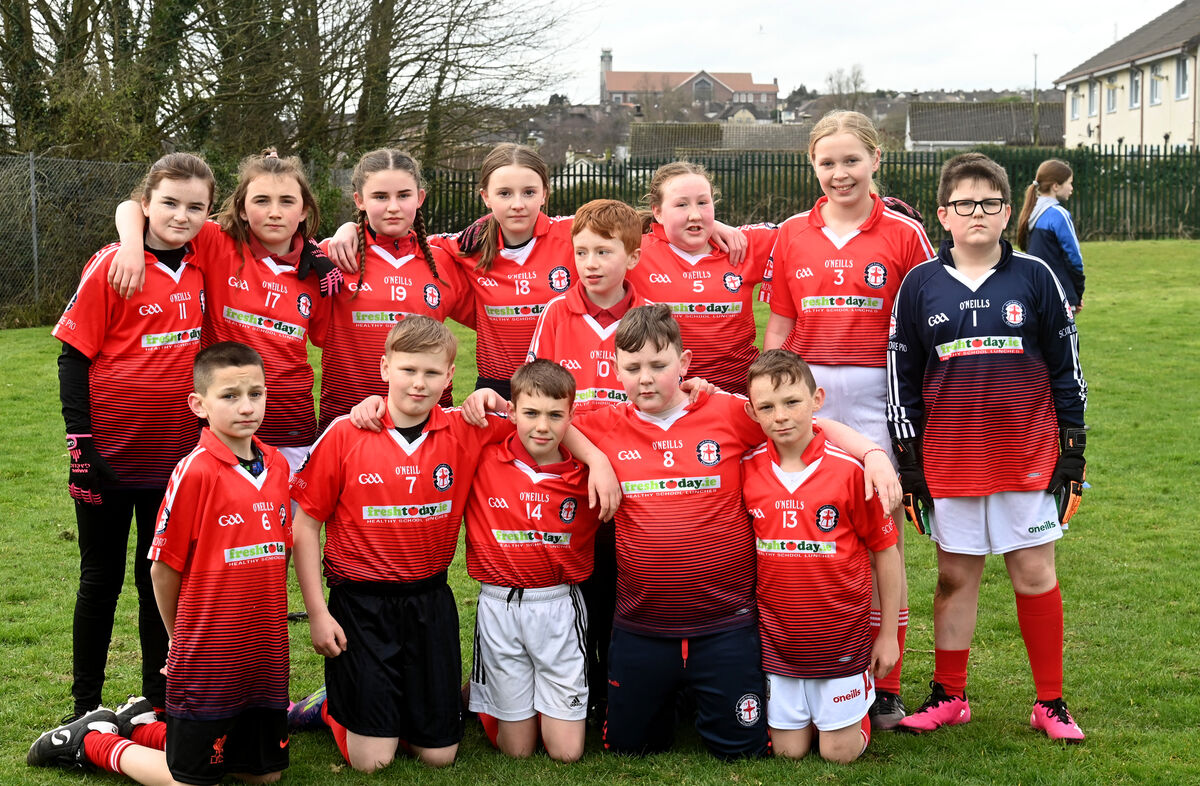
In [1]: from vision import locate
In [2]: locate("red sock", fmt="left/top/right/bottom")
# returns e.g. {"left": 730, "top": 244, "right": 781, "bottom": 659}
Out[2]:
{"left": 871, "top": 608, "right": 909, "bottom": 693}
{"left": 859, "top": 713, "right": 872, "bottom": 754}
{"left": 83, "top": 732, "right": 133, "bottom": 774}
{"left": 478, "top": 712, "right": 500, "bottom": 749}
{"left": 1015, "top": 583, "right": 1064, "bottom": 701}
{"left": 321, "top": 701, "right": 352, "bottom": 763}
{"left": 932, "top": 648, "right": 970, "bottom": 697}
{"left": 130, "top": 720, "right": 167, "bottom": 751}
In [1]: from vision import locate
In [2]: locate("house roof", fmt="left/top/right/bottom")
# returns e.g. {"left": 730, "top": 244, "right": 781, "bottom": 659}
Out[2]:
{"left": 1056, "top": 0, "right": 1200, "bottom": 83}
{"left": 907, "top": 102, "right": 1064, "bottom": 145}
{"left": 604, "top": 70, "right": 776, "bottom": 94}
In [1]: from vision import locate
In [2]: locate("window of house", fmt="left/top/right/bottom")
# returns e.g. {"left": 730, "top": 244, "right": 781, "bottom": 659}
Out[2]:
{"left": 1106, "top": 82, "right": 1117, "bottom": 113}
{"left": 1177, "top": 56, "right": 1189, "bottom": 99}
{"left": 694, "top": 79, "right": 712, "bottom": 103}
{"left": 1070, "top": 91, "right": 1080, "bottom": 119}
{"left": 1088, "top": 81, "right": 1097, "bottom": 116}
{"left": 1129, "top": 69, "right": 1141, "bottom": 108}
{"left": 1150, "top": 63, "right": 1162, "bottom": 104}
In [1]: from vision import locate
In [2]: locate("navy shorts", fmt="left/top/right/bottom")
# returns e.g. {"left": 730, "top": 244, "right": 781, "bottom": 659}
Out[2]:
{"left": 165, "top": 708, "right": 287, "bottom": 785}
{"left": 324, "top": 575, "right": 464, "bottom": 747}
{"left": 604, "top": 625, "right": 768, "bottom": 760}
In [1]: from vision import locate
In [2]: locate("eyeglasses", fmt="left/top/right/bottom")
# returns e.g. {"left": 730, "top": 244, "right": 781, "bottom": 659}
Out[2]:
{"left": 945, "top": 199, "right": 1006, "bottom": 216}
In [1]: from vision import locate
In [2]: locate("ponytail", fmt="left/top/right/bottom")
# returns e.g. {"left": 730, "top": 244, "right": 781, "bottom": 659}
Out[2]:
{"left": 1015, "top": 181, "right": 1040, "bottom": 251}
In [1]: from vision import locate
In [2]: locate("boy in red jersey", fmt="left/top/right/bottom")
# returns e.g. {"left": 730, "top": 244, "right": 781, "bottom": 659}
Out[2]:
{"left": 290, "top": 315, "right": 510, "bottom": 772}
{"left": 464, "top": 360, "right": 600, "bottom": 762}
{"left": 741, "top": 349, "right": 901, "bottom": 763}
{"left": 559, "top": 305, "right": 900, "bottom": 760}
{"left": 29, "top": 342, "right": 293, "bottom": 785}
{"left": 527, "top": 199, "right": 651, "bottom": 404}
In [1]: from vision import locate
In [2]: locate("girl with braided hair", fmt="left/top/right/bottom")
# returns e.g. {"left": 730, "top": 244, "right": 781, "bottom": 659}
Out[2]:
{"left": 316, "top": 149, "right": 474, "bottom": 427}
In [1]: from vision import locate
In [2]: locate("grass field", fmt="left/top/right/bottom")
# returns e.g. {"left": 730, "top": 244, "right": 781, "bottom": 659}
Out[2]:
{"left": 2, "top": 239, "right": 1199, "bottom": 784}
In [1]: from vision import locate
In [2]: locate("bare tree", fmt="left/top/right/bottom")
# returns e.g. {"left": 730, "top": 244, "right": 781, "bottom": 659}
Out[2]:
{"left": 825, "top": 64, "right": 867, "bottom": 113}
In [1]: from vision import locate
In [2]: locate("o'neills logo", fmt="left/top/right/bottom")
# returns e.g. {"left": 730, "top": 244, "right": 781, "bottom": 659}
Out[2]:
{"left": 756, "top": 538, "right": 836, "bottom": 555}
{"left": 224, "top": 541, "right": 286, "bottom": 564}
{"left": 142, "top": 327, "right": 201, "bottom": 349}
{"left": 223, "top": 306, "right": 306, "bottom": 339}
{"left": 936, "top": 335, "right": 1023, "bottom": 360}
{"left": 801, "top": 295, "right": 883, "bottom": 311}
{"left": 484, "top": 303, "right": 546, "bottom": 319}
{"left": 621, "top": 476, "right": 719, "bottom": 495}
{"left": 491, "top": 529, "right": 572, "bottom": 546}
{"left": 362, "top": 501, "right": 452, "bottom": 520}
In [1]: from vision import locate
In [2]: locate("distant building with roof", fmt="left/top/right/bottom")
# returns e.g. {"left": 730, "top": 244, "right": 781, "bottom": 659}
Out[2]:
{"left": 599, "top": 49, "right": 778, "bottom": 117}
{"left": 1054, "top": 0, "right": 1199, "bottom": 148}
{"left": 905, "top": 102, "right": 1065, "bottom": 150}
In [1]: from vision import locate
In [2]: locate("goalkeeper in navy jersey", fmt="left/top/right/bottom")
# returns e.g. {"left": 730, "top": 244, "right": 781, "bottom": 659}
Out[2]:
{"left": 886, "top": 153, "right": 1088, "bottom": 742}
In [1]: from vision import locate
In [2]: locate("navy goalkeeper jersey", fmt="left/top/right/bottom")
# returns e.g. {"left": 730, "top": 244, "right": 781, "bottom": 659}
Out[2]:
{"left": 887, "top": 239, "right": 1086, "bottom": 498}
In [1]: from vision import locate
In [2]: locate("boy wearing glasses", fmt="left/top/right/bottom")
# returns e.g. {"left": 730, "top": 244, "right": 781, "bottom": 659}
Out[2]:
{"left": 886, "top": 153, "right": 1088, "bottom": 741}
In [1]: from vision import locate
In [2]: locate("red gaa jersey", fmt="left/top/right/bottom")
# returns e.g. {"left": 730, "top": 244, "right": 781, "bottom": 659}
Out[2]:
{"left": 762, "top": 194, "right": 933, "bottom": 367}
{"left": 741, "top": 428, "right": 896, "bottom": 679}
{"left": 316, "top": 231, "right": 474, "bottom": 430}
{"left": 438, "top": 213, "right": 575, "bottom": 381}
{"left": 572, "top": 391, "right": 764, "bottom": 637}
{"left": 53, "top": 243, "right": 204, "bottom": 488}
{"left": 149, "top": 429, "right": 292, "bottom": 719}
{"left": 291, "top": 407, "right": 511, "bottom": 583}
{"left": 526, "top": 281, "right": 653, "bottom": 405}
{"left": 628, "top": 222, "right": 776, "bottom": 395}
{"left": 464, "top": 433, "right": 600, "bottom": 587}
{"left": 189, "top": 222, "right": 329, "bottom": 448}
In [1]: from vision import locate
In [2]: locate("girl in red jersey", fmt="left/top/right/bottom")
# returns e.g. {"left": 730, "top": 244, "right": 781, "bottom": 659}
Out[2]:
{"left": 760, "top": 110, "right": 935, "bottom": 730}
{"left": 628, "top": 162, "right": 777, "bottom": 396}
{"left": 110, "top": 149, "right": 337, "bottom": 471}
{"left": 53, "top": 152, "right": 215, "bottom": 720}
{"left": 316, "top": 149, "right": 474, "bottom": 429}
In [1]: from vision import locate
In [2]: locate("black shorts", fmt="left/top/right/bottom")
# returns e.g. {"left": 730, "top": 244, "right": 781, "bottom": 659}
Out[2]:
{"left": 325, "top": 575, "right": 464, "bottom": 747}
{"left": 475, "top": 376, "right": 512, "bottom": 402}
{"left": 604, "top": 625, "right": 768, "bottom": 760}
{"left": 165, "top": 708, "right": 287, "bottom": 785}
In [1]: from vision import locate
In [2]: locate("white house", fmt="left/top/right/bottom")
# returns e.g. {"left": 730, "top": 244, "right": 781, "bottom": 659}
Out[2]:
{"left": 1055, "top": 0, "right": 1200, "bottom": 148}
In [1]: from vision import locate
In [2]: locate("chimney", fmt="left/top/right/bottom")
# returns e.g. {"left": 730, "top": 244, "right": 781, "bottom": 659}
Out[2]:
{"left": 600, "top": 49, "right": 613, "bottom": 103}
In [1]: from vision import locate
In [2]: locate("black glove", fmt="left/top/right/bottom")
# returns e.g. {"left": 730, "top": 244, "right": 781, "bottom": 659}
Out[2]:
{"left": 1047, "top": 427, "right": 1086, "bottom": 524}
{"left": 894, "top": 437, "right": 933, "bottom": 535}
{"left": 67, "top": 434, "right": 118, "bottom": 505}
{"left": 297, "top": 239, "right": 343, "bottom": 297}
{"left": 882, "top": 195, "right": 924, "bottom": 223}
{"left": 456, "top": 214, "right": 493, "bottom": 255}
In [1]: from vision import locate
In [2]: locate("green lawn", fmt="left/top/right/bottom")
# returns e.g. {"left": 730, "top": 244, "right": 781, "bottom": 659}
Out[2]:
{"left": 2, "top": 239, "right": 1199, "bottom": 783}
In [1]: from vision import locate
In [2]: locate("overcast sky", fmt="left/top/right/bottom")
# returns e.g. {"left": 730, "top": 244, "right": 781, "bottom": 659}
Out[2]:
{"left": 544, "top": 1, "right": 1181, "bottom": 103}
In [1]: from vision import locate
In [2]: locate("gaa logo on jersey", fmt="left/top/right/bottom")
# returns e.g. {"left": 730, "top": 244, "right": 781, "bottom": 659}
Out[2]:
{"left": 815, "top": 504, "right": 840, "bottom": 532}
{"left": 889, "top": 313, "right": 897, "bottom": 338}
{"left": 423, "top": 283, "right": 441, "bottom": 309}
{"left": 156, "top": 509, "right": 169, "bottom": 534}
{"left": 199, "top": 289, "right": 207, "bottom": 315}
{"left": 277, "top": 504, "right": 288, "bottom": 531}
{"left": 864, "top": 262, "right": 888, "bottom": 289}
{"left": 296, "top": 293, "right": 312, "bottom": 319}
{"left": 432, "top": 463, "right": 454, "bottom": 491}
{"left": 548, "top": 265, "right": 571, "bottom": 293}
{"left": 696, "top": 439, "right": 721, "bottom": 466}
{"left": 1002, "top": 299, "right": 1027, "bottom": 327}
{"left": 734, "top": 694, "right": 761, "bottom": 727}
{"left": 723, "top": 272, "right": 743, "bottom": 293}
{"left": 559, "top": 497, "right": 578, "bottom": 523}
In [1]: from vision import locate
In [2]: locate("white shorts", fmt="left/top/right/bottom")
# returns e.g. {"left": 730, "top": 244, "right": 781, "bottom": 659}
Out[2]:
{"left": 468, "top": 583, "right": 588, "bottom": 722}
{"left": 930, "top": 491, "right": 1062, "bottom": 555}
{"left": 277, "top": 445, "right": 311, "bottom": 475}
{"left": 810, "top": 366, "right": 894, "bottom": 466}
{"left": 765, "top": 670, "right": 874, "bottom": 732}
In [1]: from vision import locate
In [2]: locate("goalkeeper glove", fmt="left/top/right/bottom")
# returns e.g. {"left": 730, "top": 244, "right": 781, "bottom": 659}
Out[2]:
{"left": 894, "top": 437, "right": 933, "bottom": 535}
{"left": 1047, "top": 427, "right": 1086, "bottom": 525}
{"left": 67, "top": 434, "right": 118, "bottom": 505}
{"left": 297, "top": 239, "right": 344, "bottom": 297}
{"left": 456, "top": 214, "right": 492, "bottom": 255}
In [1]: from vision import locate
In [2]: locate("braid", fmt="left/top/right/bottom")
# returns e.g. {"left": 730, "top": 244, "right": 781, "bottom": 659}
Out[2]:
{"left": 353, "top": 209, "right": 368, "bottom": 300}
{"left": 474, "top": 216, "right": 501, "bottom": 273}
{"left": 412, "top": 207, "right": 441, "bottom": 282}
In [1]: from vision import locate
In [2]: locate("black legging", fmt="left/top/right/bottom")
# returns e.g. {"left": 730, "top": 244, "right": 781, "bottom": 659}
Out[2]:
{"left": 72, "top": 488, "right": 170, "bottom": 713}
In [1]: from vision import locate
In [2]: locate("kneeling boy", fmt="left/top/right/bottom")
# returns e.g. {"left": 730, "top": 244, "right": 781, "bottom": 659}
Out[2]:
{"left": 741, "top": 349, "right": 901, "bottom": 763}
{"left": 464, "top": 359, "right": 601, "bottom": 761}
{"left": 28, "top": 341, "right": 293, "bottom": 785}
